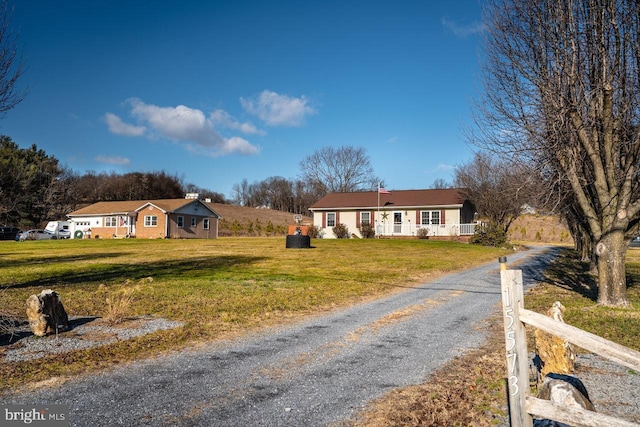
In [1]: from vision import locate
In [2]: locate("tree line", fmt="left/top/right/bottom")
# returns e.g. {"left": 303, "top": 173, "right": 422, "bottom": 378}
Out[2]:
{"left": 230, "top": 146, "right": 381, "bottom": 213}
{"left": 0, "top": 140, "right": 381, "bottom": 228}
{"left": 0, "top": 136, "right": 226, "bottom": 228}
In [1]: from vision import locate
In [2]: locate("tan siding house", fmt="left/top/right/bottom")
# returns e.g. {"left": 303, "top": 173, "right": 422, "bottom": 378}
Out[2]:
{"left": 67, "top": 199, "right": 221, "bottom": 239}
{"left": 309, "top": 188, "right": 477, "bottom": 239}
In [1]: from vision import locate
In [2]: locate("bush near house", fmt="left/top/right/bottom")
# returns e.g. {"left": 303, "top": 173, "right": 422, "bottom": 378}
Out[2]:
{"left": 307, "top": 225, "right": 323, "bottom": 238}
{"left": 470, "top": 222, "right": 507, "bottom": 247}
{"left": 416, "top": 228, "right": 430, "bottom": 239}
{"left": 333, "top": 223, "right": 350, "bottom": 238}
{"left": 359, "top": 222, "right": 375, "bottom": 239}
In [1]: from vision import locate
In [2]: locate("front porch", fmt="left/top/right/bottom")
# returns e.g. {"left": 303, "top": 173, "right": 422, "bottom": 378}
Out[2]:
{"left": 376, "top": 222, "right": 478, "bottom": 238}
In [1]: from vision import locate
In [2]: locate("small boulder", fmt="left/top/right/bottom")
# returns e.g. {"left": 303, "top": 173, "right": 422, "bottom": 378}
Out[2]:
{"left": 534, "top": 373, "right": 595, "bottom": 426}
{"left": 26, "top": 289, "right": 69, "bottom": 337}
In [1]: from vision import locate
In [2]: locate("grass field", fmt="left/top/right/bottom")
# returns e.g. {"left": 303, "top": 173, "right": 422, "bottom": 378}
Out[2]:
{"left": 0, "top": 237, "right": 510, "bottom": 390}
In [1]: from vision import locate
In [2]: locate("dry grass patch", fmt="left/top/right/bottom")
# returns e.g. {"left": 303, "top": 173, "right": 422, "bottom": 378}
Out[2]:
{"left": 346, "top": 316, "right": 508, "bottom": 426}
{"left": 104, "top": 285, "right": 139, "bottom": 325}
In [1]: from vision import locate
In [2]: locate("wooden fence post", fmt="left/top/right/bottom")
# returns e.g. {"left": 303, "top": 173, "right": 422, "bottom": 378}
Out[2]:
{"left": 499, "top": 257, "right": 533, "bottom": 427}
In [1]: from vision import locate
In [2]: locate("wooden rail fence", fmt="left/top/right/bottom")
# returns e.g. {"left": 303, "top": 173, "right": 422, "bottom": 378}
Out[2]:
{"left": 499, "top": 256, "right": 640, "bottom": 427}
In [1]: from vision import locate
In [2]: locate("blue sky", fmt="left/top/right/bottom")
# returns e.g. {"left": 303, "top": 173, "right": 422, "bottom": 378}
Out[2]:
{"left": 3, "top": 0, "right": 484, "bottom": 199}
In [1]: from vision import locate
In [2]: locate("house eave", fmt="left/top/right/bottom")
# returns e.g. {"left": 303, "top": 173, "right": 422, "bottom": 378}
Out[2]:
{"left": 67, "top": 211, "right": 136, "bottom": 217}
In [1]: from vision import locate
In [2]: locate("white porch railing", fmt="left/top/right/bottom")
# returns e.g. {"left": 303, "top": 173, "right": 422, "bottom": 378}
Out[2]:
{"left": 376, "top": 223, "right": 478, "bottom": 237}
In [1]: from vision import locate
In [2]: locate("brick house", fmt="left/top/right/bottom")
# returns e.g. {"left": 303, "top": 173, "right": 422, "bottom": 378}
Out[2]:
{"left": 67, "top": 199, "right": 221, "bottom": 239}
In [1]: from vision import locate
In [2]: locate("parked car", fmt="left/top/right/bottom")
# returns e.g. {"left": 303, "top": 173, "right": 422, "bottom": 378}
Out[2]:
{"left": 16, "top": 229, "right": 57, "bottom": 241}
{"left": 631, "top": 236, "right": 640, "bottom": 248}
{"left": 0, "top": 226, "right": 19, "bottom": 240}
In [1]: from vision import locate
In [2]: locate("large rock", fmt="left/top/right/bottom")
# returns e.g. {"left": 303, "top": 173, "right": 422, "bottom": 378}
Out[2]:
{"left": 534, "top": 373, "right": 595, "bottom": 426}
{"left": 534, "top": 301, "right": 576, "bottom": 382}
{"left": 26, "top": 289, "right": 69, "bottom": 337}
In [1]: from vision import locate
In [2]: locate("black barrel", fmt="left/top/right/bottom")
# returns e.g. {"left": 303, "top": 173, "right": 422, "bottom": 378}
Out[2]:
{"left": 286, "top": 235, "right": 311, "bottom": 248}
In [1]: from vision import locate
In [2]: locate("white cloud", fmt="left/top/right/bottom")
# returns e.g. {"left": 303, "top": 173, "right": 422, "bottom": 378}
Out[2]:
{"left": 433, "top": 163, "right": 455, "bottom": 172}
{"left": 387, "top": 136, "right": 399, "bottom": 144}
{"left": 221, "top": 136, "right": 260, "bottom": 155}
{"left": 95, "top": 155, "right": 131, "bottom": 166}
{"left": 104, "top": 98, "right": 260, "bottom": 157}
{"left": 441, "top": 17, "right": 485, "bottom": 38}
{"left": 210, "top": 109, "right": 265, "bottom": 135}
{"left": 103, "top": 112, "right": 146, "bottom": 136}
{"left": 240, "top": 90, "right": 316, "bottom": 127}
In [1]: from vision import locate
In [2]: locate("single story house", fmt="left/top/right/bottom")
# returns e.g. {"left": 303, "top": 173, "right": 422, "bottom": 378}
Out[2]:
{"left": 308, "top": 188, "right": 477, "bottom": 239}
{"left": 67, "top": 198, "right": 221, "bottom": 239}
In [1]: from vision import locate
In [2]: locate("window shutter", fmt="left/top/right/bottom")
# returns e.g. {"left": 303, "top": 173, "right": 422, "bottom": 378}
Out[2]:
{"left": 336, "top": 211, "right": 340, "bottom": 224}
{"left": 322, "top": 212, "right": 326, "bottom": 228}
{"left": 416, "top": 211, "right": 420, "bottom": 224}
{"left": 441, "top": 210, "right": 446, "bottom": 224}
{"left": 356, "top": 212, "right": 360, "bottom": 228}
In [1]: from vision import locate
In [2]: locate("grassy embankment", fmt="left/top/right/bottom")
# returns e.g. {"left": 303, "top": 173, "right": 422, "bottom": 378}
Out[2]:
{"left": 0, "top": 237, "right": 510, "bottom": 391}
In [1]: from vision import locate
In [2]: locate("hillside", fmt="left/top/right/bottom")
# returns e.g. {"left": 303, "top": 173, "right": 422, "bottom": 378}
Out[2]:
{"left": 208, "top": 203, "right": 312, "bottom": 237}
{"left": 508, "top": 214, "right": 573, "bottom": 245}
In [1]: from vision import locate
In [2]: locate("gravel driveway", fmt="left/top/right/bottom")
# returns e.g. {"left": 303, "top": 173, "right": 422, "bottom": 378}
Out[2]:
{"left": 4, "top": 247, "right": 557, "bottom": 426}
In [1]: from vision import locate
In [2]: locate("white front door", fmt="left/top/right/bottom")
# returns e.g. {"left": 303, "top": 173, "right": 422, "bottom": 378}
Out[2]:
{"left": 393, "top": 212, "right": 402, "bottom": 234}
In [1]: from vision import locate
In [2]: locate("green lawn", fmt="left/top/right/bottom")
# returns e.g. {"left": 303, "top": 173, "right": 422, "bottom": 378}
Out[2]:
{"left": 524, "top": 247, "right": 640, "bottom": 351}
{"left": 0, "top": 237, "right": 511, "bottom": 389}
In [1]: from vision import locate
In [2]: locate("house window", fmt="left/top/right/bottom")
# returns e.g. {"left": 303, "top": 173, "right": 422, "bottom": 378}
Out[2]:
{"left": 144, "top": 215, "right": 158, "bottom": 227}
{"left": 421, "top": 211, "right": 429, "bottom": 225}
{"left": 203, "top": 218, "right": 210, "bottom": 230}
{"left": 360, "top": 211, "right": 370, "bottom": 225}
{"left": 421, "top": 211, "right": 441, "bottom": 225}
{"left": 431, "top": 211, "right": 440, "bottom": 225}
{"left": 327, "top": 212, "right": 336, "bottom": 227}
{"left": 191, "top": 217, "right": 197, "bottom": 227}
{"left": 105, "top": 216, "right": 117, "bottom": 227}
{"left": 177, "top": 216, "right": 184, "bottom": 228}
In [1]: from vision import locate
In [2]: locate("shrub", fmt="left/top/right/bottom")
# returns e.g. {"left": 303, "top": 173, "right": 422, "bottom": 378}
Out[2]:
{"left": 307, "top": 225, "right": 323, "bottom": 238}
{"left": 359, "top": 221, "right": 375, "bottom": 238}
{"left": 333, "top": 223, "right": 350, "bottom": 238}
{"left": 470, "top": 222, "right": 507, "bottom": 247}
{"left": 416, "top": 228, "right": 430, "bottom": 239}
{"left": 265, "top": 220, "right": 275, "bottom": 236}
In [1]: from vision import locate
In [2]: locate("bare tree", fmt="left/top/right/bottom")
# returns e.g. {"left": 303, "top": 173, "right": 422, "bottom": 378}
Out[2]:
{"left": 430, "top": 178, "right": 452, "bottom": 189}
{"left": 231, "top": 178, "right": 251, "bottom": 206}
{"left": 299, "top": 146, "right": 381, "bottom": 194}
{"left": 455, "top": 152, "right": 537, "bottom": 233}
{"left": 0, "top": 1, "right": 26, "bottom": 118}
{"left": 474, "top": 0, "right": 640, "bottom": 306}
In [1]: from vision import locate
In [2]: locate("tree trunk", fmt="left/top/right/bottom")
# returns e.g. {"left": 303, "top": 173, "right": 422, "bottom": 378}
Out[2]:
{"left": 595, "top": 231, "right": 630, "bottom": 307}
